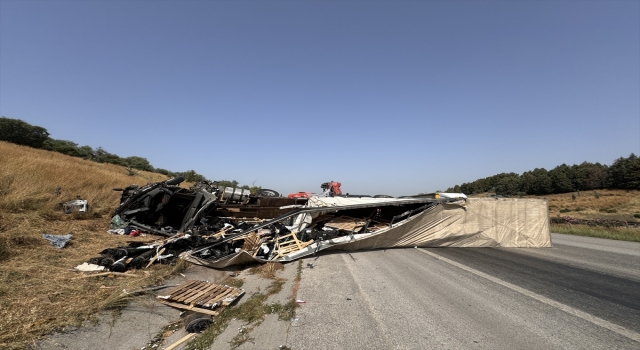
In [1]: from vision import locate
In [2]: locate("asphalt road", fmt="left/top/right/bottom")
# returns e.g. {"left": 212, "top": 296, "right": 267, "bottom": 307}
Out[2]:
{"left": 289, "top": 233, "right": 640, "bottom": 350}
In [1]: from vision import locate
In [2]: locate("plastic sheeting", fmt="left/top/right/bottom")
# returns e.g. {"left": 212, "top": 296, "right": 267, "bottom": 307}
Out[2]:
{"left": 181, "top": 198, "right": 551, "bottom": 268}
{"left": 329, "top": 198, "right": 551, "bottom": 250}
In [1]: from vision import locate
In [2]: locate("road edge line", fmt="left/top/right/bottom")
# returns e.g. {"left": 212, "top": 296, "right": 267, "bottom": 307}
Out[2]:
{"left": 417, "top": 248, "right": 640, "bottom": 343}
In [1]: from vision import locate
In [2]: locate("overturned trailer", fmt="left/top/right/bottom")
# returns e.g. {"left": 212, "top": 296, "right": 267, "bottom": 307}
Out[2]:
{"left": 181, "top": 196, "right": 552, "bottom": 268}
{"left": 92, "top": 178, "right": 550, "bottom": 271}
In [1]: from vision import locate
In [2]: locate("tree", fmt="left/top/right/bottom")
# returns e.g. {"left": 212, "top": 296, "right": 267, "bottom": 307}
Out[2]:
{"left": 608, "top": 154, "right": 640, "bottom": 190}
{"left": 178, "top": 170, "right": 207, "bottom": 183}
{"left": 77, "top": 145, "right": 95, "bottom": 160}
{"left": 495, "top": 175, "right": 521, "bottom": 196}
{"left": 154, "top": 168, "right": 173, "bottom": 176}
{"left": 523, "top": 168, "right": 552, "bottom": 195}
{"left": 0, "top": 117, "right": 50, "bottom": 148}
{"left": 549, "top": 164, "right": 573, "bottom": 193}
{"left": 43, "top": 139, "right": 81, "bottom": 157}
{"left": 584, "top": 163, "right": 608, "bottom": 189}
{"left": 123, "top": 156, "right": 153, "bottom": 172}
{"left": 95, "top": 147, "right": 125, "bottom": 166}
{"left": 216, "top": 180, "right": 239, "bottom": 188}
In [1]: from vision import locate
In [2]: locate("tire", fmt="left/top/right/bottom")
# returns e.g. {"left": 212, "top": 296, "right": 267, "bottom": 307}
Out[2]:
{"left": 257, "top": 189, "right": 279, "bottom": 197}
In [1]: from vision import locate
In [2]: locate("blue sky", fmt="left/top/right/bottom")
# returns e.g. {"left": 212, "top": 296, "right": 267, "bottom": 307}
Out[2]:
{"left": 1, "top": 0, "right": 638, "bottom": 196}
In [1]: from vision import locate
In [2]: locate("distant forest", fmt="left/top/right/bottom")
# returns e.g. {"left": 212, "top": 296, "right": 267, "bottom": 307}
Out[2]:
{"left": 0, "top": 116, "right": 254, "bottom": 189}
{"left": 446, "top": 154, "right": 640, "bottom": 196}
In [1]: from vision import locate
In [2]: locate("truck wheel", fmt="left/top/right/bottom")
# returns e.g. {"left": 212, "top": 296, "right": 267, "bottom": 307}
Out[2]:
{"left": 257, "top": 189, "right": 279, "bottom": 197}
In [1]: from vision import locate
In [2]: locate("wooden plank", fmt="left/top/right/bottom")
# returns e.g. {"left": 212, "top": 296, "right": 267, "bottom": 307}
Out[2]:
{"left": 183, "top": 284, "right": 223, "bottom": 304}
{"left": 165, "top": 333, "right": 196, "bottom": 350}
{"left": 145, "top": 247, "right": 166, "bottom": 268}
{"left": 176, "top": 281, "right": 211, "bottom": 302}
{"left": 165, "top": 280, "right": 200, "bottom": 298}
{"left": 73, "top": 272, "right": 138, "bottom": 279}
{"left": 173, "top": 283, "right": 202, "bottom": 302}
{"left": 221, "top": 290, "right": 245, "bottom": 305}
{"left": 207, "top": 288, "right": 236, "bottom": 304}
{"left": 202, "top": 287, "right": 236, "bottom": 306}
{"left": 191, "top": 286, "right": 228, "bottom": 306}
{"left": 157, "top": 300, "right": 219, "bottom": 316}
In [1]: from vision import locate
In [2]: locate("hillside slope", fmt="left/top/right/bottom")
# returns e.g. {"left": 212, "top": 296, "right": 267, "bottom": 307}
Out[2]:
{"left": 0, "top": 141, "right": 177, "bottom": 348}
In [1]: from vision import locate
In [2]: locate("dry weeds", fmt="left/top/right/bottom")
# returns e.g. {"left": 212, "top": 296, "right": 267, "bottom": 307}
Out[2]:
{"left": 545, "top": 189, "right": 640, "bottom": 221}
{"left": 0, "top": 141, "right": 182, "bottom": 348}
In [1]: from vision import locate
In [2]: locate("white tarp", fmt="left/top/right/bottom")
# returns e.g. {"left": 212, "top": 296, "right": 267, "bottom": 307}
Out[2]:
{"left": 181, "top": 197, "right": 551, "bottom": 268}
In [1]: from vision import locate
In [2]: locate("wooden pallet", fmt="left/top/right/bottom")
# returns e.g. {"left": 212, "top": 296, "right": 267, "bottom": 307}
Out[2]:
{"left": 324, "top": 216, "right": 367, "bottom": 232}
{"left": 157, "top": 280, "right": 244, "bottom": 315}
{"left": 273, "top": 232, "right": 314, "bottom": 259}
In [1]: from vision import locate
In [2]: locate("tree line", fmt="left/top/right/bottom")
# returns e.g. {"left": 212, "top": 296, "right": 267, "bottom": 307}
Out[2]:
{"left": 0, "top": 117, "right": 258, "bottom": 190}
{"left": 446, "top": 154, "right": 640, "bottom": 196}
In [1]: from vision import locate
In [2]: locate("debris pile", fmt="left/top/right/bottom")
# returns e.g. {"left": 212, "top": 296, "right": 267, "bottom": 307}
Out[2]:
{"left": 83, "top": 176, "right": 551, "bottom": 272}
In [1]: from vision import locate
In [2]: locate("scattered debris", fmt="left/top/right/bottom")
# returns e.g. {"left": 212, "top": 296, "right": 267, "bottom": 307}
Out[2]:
{"left": 164, "top": 333, "right": 196, "bottom": 350}
{"left": 61, "top": 198, "right": 88, "bottom": 214}
{"left": 42, "top": 233, "right": 72, "bottom": 248}
{"left": 181, "top": 311, "right": 213, "bottom": 333}
{"left": 73, "top": 262, "right": 105, "bottom": 272}
{"left": 73, "top": 271, "right": 138, "bottom": 279}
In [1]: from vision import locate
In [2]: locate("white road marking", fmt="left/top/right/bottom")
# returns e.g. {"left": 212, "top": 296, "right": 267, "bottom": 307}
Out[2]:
{"left": 418, "top": 248, "right": 640, "bottom": 343}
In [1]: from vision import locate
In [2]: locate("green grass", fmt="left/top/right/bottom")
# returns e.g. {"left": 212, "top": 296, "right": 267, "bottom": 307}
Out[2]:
{"left": 551, "top": 224, "right": 640, "bottom": 242}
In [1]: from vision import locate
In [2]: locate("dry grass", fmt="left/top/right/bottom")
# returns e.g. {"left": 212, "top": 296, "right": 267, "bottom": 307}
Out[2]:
{"left": 545, "top": 189, "right": 640, "bottom": 221}
{"left": 0, "top": 141, "right": 184, "bottom": 348}
{"left": 247, "top": 262, "right": 284, "bottom": 279}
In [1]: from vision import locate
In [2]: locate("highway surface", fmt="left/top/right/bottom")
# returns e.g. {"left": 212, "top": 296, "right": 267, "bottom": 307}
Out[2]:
{"left": 289, "top": 233, "right": 640, "bottom": 349}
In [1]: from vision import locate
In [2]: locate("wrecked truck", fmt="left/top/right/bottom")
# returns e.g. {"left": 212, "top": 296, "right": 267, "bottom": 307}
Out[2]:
{"left": 88, "top": 177, "right": 551, "bottom": 272}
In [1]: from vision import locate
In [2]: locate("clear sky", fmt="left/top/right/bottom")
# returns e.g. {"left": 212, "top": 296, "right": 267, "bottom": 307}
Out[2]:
{"left": 1, "top": 0, "right": 638, "bottom": 196}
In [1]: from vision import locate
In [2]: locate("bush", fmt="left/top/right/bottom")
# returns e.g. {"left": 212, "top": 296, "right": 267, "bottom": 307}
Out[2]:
{"left": 0, "top": 117, "right": 50, "bottom": 148}
{"left": 559, "top": 208, "right": 571, "bottom": 213}
{"left": 634, "top": 214, "right": 640, "bottom": 219}
{"left": 598, "top": 208, "right": 617, "bottom": 213}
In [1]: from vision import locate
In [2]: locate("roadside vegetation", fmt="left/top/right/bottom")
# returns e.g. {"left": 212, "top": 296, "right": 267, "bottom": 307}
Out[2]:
{"left": 0, "top": 141, "right": 301, "bottom": 348}
{"left": 0, "top": 141, "right": 183, "bottom": 349}
{"left": 447, "top": 154, "right": 639, "bottom": 197}
{"left": 0, "top": 116, "right": 260, "bottom": 190}
{"left": 185, "top": 261, "right": 302, "bottom": 350}
{"left": 550, "top": 224, "right": 640, "bottom": 242}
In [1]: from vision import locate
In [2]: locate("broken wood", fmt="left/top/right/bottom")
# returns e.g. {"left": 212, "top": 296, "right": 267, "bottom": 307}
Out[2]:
{"left": 145, "top": 247, "right": 166, "bottom": 268}
{"left": 164, "top": 332, "right": 197, "bottom": 350}
{"left": 156, "top": 300, "right": 220, "bottom": 316}
{"left": 73, "top": 272, "right": 138, "bottom": 279}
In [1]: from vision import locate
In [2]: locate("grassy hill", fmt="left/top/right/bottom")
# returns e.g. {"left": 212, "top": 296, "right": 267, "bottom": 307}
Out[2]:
{"left": 0, "top": 141, "right": 183, "bottom": 349}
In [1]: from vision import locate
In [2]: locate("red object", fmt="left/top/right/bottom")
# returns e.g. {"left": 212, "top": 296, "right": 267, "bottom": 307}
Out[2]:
{"left": 129, "top": 230, "right": 141, "bottom": 237}
{"left": 287, "top": 192, "right": 314, "bottom": 199}
{"left": 330, "top": 182, "right": 342, "bottom": 195}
